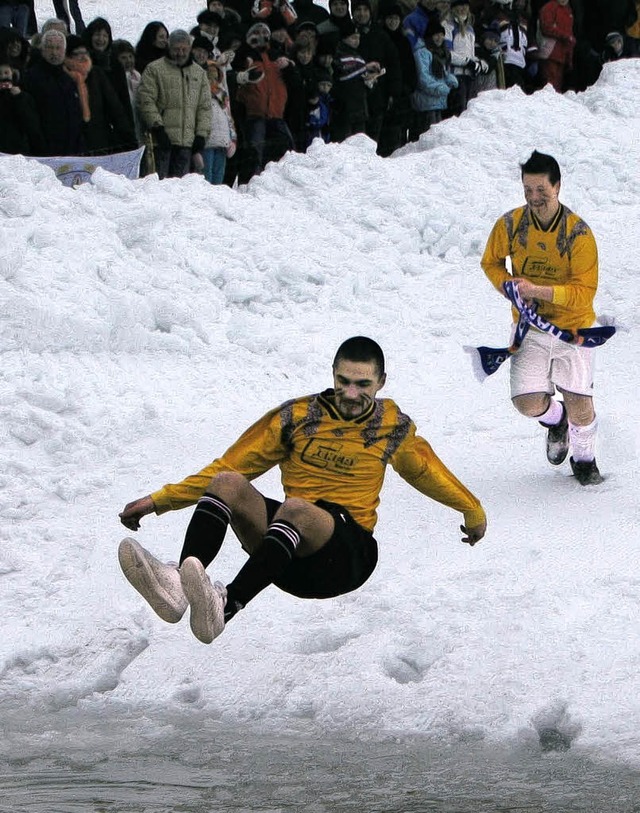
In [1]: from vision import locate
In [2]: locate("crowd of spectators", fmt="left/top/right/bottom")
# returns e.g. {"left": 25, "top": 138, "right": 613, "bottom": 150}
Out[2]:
{"left": 1, "top": 0, "right": 638, "bottom": 184}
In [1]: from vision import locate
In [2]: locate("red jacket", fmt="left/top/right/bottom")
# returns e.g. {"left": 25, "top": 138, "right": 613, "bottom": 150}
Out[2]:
{"left": 539, "top": 0, "right": 575, "bottom": 67}
{"left": 237, "top": 51, "right": 288, "bottom": 119}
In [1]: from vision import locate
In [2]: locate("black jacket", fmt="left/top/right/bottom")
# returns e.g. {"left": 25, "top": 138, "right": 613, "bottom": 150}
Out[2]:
{"left": 22, "top": 60, "right": 84, "bottom": 156}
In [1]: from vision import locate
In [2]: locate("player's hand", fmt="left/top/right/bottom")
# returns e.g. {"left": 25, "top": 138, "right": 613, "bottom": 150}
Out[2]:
{"left": 460, "top": 520, "right": 486, "bottom": 546}
{"left": 119, "top": 495, "right": 155, "bottom": 531}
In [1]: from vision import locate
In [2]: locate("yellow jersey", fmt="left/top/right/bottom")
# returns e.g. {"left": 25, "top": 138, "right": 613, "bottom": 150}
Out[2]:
{"left": 151, "top": 391, "right": 486, "bottom": 533}
{"left": 481, "top": 204, "right": 598, "bottom": 332}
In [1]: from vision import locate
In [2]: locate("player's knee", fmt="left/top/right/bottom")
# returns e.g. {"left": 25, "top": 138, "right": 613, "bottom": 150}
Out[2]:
{"left": 277, "top": 497, "right": 312, "bottom": 525}
{"left": 207, "top": 470, "right": 250, "bottom": 497}
{"left": 512, "top": 394, "right": 549, "bottom": 418}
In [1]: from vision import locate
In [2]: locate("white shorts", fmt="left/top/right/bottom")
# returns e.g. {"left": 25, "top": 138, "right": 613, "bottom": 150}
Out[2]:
{"left": 510, "top": 328, "right": 596, "bottom": 398}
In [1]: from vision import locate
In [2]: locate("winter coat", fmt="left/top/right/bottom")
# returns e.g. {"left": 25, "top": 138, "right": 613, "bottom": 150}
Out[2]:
{"left": 0, "top": 86, "right": 46, "bottom": 155}
{"left": 235, "top": 48, "right": 289, "bottom": 119}
{"left": 356, "top": 25, "right": 402, "bottom": 117}
{"left": 73, "top": 64, "right": 137, "bottom": 154}
{"left": 495, "top": 11, "right": 530, "bottom": 69}
{"left": 411, "top": 40, "right": 458, "bottom": 111}
{"left": 22, "top": 60, "right": 84, "bottom": 156}
{"left": 538, "top": 1, "right": 575, "bottom": 67}
{"left": 443, "top": 19, "right": 476, "bottom": 75}
{"left": 331, "top": 41, "right": 369, "bottom": 122}
{"left": 137, "top": 56, "right": 212, "bottom": 147}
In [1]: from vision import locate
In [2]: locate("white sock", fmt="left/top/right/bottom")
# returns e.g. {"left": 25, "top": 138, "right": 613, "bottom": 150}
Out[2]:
{"left": 538, "top": 398, "right": 564, "bottom": 426}
{"left": 569, "top": 418, "right": 598, "bottom": 462}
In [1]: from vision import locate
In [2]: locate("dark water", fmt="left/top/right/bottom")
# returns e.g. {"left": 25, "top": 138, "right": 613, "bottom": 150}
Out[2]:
{"left": 1, "top": 709, "right": 639, "bottom": 813}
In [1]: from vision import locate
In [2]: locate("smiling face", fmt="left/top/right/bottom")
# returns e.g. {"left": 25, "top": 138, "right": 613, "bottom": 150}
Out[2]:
{"left": 522, "top": 172, "right": 561, "bottom": 225}
{"left": 91, "top": 28, "right": 110, "bottom": 52}
{"left": 332, "top": 359, "right": 385, "bottom": 420}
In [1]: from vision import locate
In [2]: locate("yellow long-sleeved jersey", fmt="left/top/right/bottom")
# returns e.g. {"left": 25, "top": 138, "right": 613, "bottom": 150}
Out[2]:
{"left": 481, "top": 204, "right": 598, "bottom": 332}
{"left": 151, "top": 390, "right": 486, "bottom": 533}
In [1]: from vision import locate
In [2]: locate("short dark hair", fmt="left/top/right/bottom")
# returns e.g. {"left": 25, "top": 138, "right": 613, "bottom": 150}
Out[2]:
{"left": 520, "top": 150, "right": 561, "bottom": 185}
{"left": 333, "top": 336, "right": 385, "bottom": 377}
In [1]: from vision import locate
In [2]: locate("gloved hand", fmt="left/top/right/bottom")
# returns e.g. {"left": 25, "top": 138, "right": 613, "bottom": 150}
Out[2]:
{"left": 192, "top": 135, "right": 205, "bottom": 154}
{"left": 236, "top": 66, "right": 264, "bottom": 84}
{"left": 467, "top": 58, "right": 482, "bottom": 76}
{"left": 152, "top": 125, "right": 171, "bottom": 149}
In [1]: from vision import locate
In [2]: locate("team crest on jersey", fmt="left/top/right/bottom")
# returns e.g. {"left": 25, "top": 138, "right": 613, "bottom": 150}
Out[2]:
{"left": 301, "top": 439, "right": 358, "bottom": 473}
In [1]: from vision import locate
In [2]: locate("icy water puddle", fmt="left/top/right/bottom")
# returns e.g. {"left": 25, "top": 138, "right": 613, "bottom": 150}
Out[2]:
{"left": 1, "top": 709, "right": 639, "bottom": 812}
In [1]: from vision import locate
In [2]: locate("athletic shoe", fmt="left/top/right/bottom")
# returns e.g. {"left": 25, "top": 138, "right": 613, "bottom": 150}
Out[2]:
{"left": 118, "top": 538, "right": 188, "bottom": 623}
{"left": 180, "top": 557, "right": 227, "bottom": 644}
{"left": 570, "top": 457, "right": 604, "bottom": 486}
{"left": 542, "top": 404, "right": 569, "bottom": 466}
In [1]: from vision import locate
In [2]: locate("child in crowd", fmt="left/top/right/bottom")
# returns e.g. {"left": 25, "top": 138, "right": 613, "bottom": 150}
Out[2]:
{"left": 474, "top": 26, "right": 504, "bottom": 93}
{"left": 307, "top": 68, "right": 333, "bottom": 145}
{"left": 198, "top": 60, "right": 237, "bottom": 184}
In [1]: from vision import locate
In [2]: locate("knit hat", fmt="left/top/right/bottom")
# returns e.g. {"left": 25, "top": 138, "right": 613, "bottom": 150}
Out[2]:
{"left": 383, "top": 4, "right": 403, "bottom": 18}
{"left": 424, "top": 19, "right": 445, "bottom": 38}
{"left": 246, "top": 22, "right": 271, "bottom": 40}
{"left": 351, "top": 0, "right": 371, "bottom": 9}
{"left": 66, "top": 34, "right": 86, "bottom": 55}
{"left": 605, "top": 31, "right": 623, "bottom": 44}
{"left": 191, "top": 34, "right": 214, "bottom": 53}
{"left": 316, "top": 68, "right": 333, "bottom": 84}
{"left": 340, "top": 19, "right": 358, "bottom": 37}
{"left": 482, "top": 25, "right": 501, "bottom": 42}
{"left": 197, "top": 10, "right": 223, "bottom": 26}
{"left": 268, "top": 11, "right": 289, "bottom": 31}
{"left": 450, "top": 0, "right": 469, "bottom": 7}
{"left": 296, "top": 20, "right": 318, "bottom": 33}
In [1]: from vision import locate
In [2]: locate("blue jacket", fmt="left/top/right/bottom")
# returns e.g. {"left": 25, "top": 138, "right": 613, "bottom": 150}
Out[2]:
{"left": 411, "top": 40, "right": 458, "bottom": 112}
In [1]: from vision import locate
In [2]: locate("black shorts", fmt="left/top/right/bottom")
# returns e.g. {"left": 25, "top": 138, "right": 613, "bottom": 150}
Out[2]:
{"left": 263, "top": 498, "right": 378, "bottom": 599}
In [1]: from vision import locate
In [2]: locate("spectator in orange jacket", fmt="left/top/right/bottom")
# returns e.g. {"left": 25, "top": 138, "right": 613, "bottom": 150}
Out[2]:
{"left": 234, "top": 21, "right": 295, "bottom": 179}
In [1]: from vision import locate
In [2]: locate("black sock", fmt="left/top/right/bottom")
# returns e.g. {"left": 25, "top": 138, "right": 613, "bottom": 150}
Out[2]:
{"left": 225, "top": 520, "right": 301, "bottom": 610}
{"left": 179, "top": 493, "right": 231, "bottom": 568}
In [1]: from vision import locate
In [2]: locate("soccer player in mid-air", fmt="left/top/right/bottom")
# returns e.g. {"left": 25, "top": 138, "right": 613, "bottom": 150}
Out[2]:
{"left": 119, "top": 336, "right": 486, "bottom": 643}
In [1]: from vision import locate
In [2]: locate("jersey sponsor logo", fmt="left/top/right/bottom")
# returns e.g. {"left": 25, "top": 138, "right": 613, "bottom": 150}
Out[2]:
{"left": 301, "top": 439, "right": 359, "bottom": 474}
{"left": 521, "top": 255, "right": 557, "bottom": 279}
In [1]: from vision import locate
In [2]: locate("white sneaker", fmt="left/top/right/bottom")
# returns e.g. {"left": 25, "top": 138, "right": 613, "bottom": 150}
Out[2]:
{"left": 118, "top": 538, "right": 188, "bottom": 623}
{"left": 179, "top": 556, "right": 227, "bottom": 644}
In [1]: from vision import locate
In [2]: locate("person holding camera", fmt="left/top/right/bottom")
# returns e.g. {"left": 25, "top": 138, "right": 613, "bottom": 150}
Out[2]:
{"left": 0, "top": 60, "right": 45, "bottom": 154}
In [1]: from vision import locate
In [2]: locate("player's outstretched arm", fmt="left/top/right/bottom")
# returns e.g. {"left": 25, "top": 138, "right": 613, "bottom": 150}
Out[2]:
{"left": 460, "top": 520, "right": 486, "bottom": 547}
{"left": 119, "top": 495, "right": 156, "bottom": 531}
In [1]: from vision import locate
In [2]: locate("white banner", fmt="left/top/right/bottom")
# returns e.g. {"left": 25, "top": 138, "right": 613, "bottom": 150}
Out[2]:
{"left": 1, "top": 146, "right": 145, "bottom": 187}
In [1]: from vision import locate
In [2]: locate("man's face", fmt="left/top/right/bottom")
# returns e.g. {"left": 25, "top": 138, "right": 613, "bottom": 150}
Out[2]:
{"left": 169, "top": 40, "right": 191, "bottom": 66}
{"left": 208, "top": 0, "right": 224, "bottom": 13}
{"left": 353, "top": 5, "right": 371, "bottom": 24}
{"left": 332, "top": 359, "right": 385, "bottom": 420}
{"left": 522, "top": 172, "right": 560, "bottom": 221}
{"left": 41, "top": 35, "right": 67, "bottom": 65}
{"left": 330, "top": 0, "right": 349, "bottom": 18}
